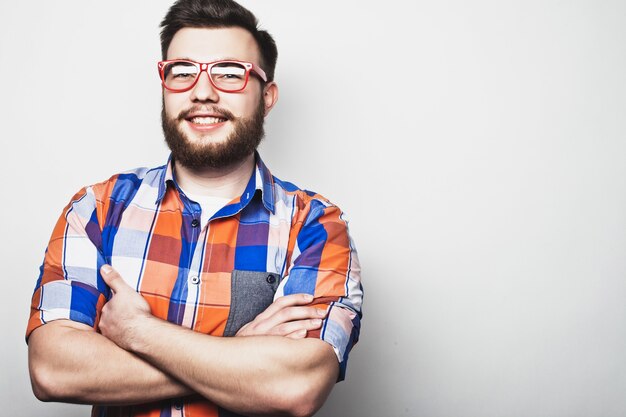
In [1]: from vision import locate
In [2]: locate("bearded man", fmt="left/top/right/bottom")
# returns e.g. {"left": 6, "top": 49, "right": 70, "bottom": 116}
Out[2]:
{"left": 26, "top": 1, "right": 363, "bottom": 416}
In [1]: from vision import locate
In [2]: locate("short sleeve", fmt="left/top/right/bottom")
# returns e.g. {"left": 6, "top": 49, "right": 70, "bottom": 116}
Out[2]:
{"left": 26, "top": 186, "right": 108, "bottom": 341}
{"left": 281, "top": 199, "right": 363, "bottom": 381}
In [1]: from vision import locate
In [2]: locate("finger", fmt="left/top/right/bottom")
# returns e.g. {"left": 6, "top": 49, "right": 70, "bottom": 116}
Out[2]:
{"left": 274, "top": 318, "right": 323, "bottom": 337}
{"left": 273, "top": 306, "right": 326, "bottom": 323}
{"left": 235, "top": 323, "right": 250, "bottom": 337}
{"left": 254, "top": 306, "right": 325, "bottom": 333}
{"left": 285, "top": 329, "right": 307, "bottom": 339}
{"left": 100, "top": 264, "right": 130, "bottom": 293}
{"left": 257, "top": 293, "right": 314, "bottom": 320}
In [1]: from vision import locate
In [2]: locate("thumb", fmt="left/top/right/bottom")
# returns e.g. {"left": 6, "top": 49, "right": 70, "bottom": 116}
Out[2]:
{"left": 100, "top": 264, "right": 129, "bottom": 293}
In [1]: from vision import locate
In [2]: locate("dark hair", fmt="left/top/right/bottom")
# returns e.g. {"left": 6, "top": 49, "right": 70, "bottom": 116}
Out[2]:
{"left": 160, "top": 0, "right": 278, "bottom": 82}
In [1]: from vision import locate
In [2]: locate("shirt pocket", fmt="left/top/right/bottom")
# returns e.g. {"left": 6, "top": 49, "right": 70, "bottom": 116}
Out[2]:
{"left": 223, "top": 270, "right": 282, "bottom": 336}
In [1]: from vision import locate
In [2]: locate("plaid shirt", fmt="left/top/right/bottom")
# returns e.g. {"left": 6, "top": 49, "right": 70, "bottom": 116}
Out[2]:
{"left": 27, "top": 153, "right": 363, "bottom": 417}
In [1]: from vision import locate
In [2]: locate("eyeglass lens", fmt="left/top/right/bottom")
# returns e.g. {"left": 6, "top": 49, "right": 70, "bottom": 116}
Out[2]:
{"left": 162, "top": 61, "right": 248, "bottom": 91}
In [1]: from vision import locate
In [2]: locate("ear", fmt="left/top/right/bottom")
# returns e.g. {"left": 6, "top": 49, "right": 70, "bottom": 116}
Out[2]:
{"left": 262, "top": 82, "right": 279, "bottom": 117}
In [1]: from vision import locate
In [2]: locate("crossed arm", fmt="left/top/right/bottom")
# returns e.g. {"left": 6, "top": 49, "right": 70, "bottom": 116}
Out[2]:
{"left": 28, "top": 266, "right": 338, "bottom": 417}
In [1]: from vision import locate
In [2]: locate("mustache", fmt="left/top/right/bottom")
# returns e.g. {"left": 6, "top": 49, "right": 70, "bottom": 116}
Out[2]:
{"left": 177, "top": 106, "right": 235, "bottom": 121}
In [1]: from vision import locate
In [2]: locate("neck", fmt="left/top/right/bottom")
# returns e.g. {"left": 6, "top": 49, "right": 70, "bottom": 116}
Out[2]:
{"left": 173, "top": 153, "right": 255, "bottom": 199}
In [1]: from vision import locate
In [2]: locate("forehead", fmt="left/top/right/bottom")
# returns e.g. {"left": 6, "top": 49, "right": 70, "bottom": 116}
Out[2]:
{"left": 167, "top": 27, "right": 261, "bottom": 64}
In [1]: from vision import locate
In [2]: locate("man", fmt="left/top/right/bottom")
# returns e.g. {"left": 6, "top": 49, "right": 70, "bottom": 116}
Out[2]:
{"left": 26, "top": 1, "right": 363, "bottom": 416}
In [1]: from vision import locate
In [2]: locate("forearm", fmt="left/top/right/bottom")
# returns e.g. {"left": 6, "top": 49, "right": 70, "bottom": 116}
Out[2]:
{"left": 28, "top": 320, "right": 194, "bottom": 405}
{"left": 130, "top": 317, "right": 338, "bottom": 417}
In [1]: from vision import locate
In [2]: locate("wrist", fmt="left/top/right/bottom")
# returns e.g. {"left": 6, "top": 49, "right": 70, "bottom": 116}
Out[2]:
{"left": 125, "top": 314, "right": 161, "bottom": 354}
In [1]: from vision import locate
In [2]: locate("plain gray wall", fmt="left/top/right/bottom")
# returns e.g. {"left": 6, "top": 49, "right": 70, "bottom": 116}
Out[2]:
{"left": 2, "top": 1, "right": 626, "bottom": 416}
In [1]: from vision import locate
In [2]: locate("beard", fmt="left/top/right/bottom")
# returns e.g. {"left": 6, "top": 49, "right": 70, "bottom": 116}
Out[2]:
{"left": 162, "top": 99, "right": 265, "bottom": 170}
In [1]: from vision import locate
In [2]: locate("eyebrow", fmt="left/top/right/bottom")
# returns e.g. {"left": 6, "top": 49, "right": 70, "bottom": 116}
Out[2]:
{"left": 170, "top": 56, "right": 243, "bottom": 62}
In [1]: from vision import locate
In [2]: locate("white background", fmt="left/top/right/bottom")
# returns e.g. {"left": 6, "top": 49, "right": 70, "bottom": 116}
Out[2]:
{"left": 1, "top": 1, "right": 626, "bottom": 416}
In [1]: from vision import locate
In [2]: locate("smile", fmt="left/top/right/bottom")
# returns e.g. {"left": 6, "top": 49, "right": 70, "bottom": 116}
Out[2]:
{"left": 189, "top": 116, "right": 227, "bottom": 125}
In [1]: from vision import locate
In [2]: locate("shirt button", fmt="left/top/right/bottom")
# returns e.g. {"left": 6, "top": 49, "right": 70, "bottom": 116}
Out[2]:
{"left": 266, "top": 274, "right": 276, "bottom": 284}
{"left": 191, "top": 218, "right": 200, "bottom": 228}
{"left": 190, "top": 275, "right": 200, "bottom": 284}
{"left": 174, "top": 401, "right": 183, "bottom": 410}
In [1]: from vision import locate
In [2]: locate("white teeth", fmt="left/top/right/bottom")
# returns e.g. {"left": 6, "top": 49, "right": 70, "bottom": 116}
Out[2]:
{"left": 190, "top": 116, "right": 226, "bottom": 125}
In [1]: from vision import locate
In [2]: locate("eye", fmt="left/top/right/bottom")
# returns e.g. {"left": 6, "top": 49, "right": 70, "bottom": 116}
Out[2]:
{"left": 165, "top": 62, "right": 199, "bottom": 80}
{"left": 211, "top": 64, "right": 246, "bottom": 82}
{"left": 221, "top": 73, "right": 243, "bottom": 80}
{"left": 174, "top": 72, "right": 195, "bottom": 79}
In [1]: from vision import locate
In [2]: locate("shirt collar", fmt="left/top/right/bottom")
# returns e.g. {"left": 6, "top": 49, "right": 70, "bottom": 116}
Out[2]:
{"left": 155, "top": 152, "right": 275, "bottom": 214}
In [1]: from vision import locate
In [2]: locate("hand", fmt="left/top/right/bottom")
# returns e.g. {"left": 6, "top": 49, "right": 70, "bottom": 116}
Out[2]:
{"left": 236, "top": 293, "right": 328, "bottom": 339}
{"left": 99, "top": 264, "right": 154, "bottom": 351}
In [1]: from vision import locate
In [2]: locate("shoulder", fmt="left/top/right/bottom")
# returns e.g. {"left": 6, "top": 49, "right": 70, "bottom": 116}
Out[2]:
{"left": 62, "top": 164, "right": 166, "bottom": 215}
{"left": 58, "top": 164, "right": 167, "bottom": 229}
{"left": 87, "top": 164, "right": 166, "bottom": 203}
{"left": 271, "top": 175, "right": 347, "bottom": 225}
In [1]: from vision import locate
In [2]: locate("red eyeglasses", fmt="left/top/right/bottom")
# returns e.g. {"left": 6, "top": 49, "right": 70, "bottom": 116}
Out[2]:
{"left": 157, "top": 59, "right": 268, "bottom": 93}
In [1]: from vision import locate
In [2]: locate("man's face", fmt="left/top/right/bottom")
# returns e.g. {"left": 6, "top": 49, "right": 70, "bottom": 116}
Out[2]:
{"left": 162, "top": 27, "right": 272, "bottom": 169}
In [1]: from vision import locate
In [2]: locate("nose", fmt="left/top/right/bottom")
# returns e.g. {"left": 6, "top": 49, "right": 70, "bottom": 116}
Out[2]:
{"left": 189, "top": 70, "right": 219, "bottom": 103}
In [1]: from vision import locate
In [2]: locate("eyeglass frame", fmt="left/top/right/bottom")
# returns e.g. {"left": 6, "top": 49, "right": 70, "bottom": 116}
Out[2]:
{"left": 157, "top": 59, "right": 268, "bottom": 93}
